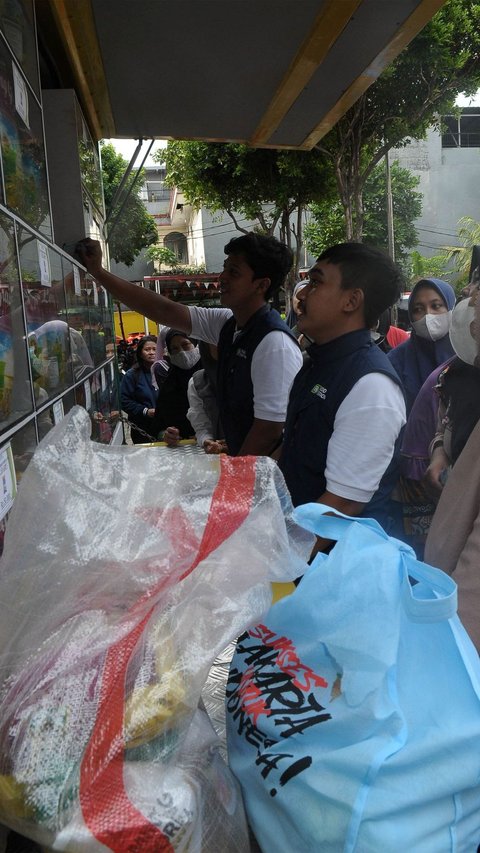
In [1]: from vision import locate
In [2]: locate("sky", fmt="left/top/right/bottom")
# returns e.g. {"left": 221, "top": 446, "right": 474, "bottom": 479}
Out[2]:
{"left": 455, "top": 90, "right": 480, "bottom": 106}
{"left": 103, "top": 138, "right": 167, "bottom": 166}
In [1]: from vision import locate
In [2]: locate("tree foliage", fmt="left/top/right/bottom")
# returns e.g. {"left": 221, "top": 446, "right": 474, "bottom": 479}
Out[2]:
{"left": 317, "top": 0, "right": 480, "bottom": 240}
{"left": 101, "top": 143, "right": 158, "bottom": 266}
{"left": 158, "top": 141, "right": 335, "bottom": 279}
{"left": 441, "top": 216, "right": 480, "bottom": 284}
{"left": 145, "top": 245, "right": 178, "bottom": 268}
{"left": 403, "top": 217, "right": 480, "bottom": 291}
{"left": 145, "top": 244, "right": 206, "bottom": 274}
{"left": 408, "top": 250, "right": 455, "bottom": 283}
{"left": 304, "top": 161, "right": 422, "bottom": 266}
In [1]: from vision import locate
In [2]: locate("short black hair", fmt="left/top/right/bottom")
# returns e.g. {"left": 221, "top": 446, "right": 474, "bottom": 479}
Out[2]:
{"left": 317, "top": 242, "right": 404, "bottom": 328}
{"left": 224, "top": 232, "right": 293, "bottom": 300}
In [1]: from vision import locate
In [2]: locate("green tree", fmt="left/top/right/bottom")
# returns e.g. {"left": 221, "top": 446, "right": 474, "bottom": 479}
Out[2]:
{"left": 408, "top": 250, "right": 454, "bottom": 283}
{"left": 145, "top": 244, "right": 206, "bottom": 274}
{"left": 441, "top": 216, "right": 480, "bottom": 284}
{"left": 400, "top": 218, "right": 480, "bottom": 291}
{"left": 316, "top": 0, "right": 480, "bottom": 241}
{"left": 304, "top": 161, "right": 422, "bottom": 266}
{"left": 158, "top": 141, "right": 335, "bottom": 280}
{"left": 101, "top": 143, "right": 158, "bottom": 266}
{"left": 145, "top": 245, "right": 178, "bottom": 269}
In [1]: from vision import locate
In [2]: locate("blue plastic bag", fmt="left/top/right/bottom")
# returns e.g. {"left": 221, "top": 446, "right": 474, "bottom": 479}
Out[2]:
{"left": 226, "top": 505, "right": 480, "bottom": 852}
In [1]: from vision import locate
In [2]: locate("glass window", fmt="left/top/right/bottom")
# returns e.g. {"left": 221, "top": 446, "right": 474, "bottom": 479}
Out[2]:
{"left": 0, "top": 0, "right": 39, "bottom": 97}
{"left": 61, "top": 255, "right": 112, "bottom": 370}
{"left": 0, "top": 40, "right": 51, "bottom": 236}
{"left": 76, "top": 103, "right": 104, "bottom": 216}
{"left": 19, "top": 229, "right": 75, "bottom": 400}
{"left": 33, "top": 387, "right": 76, "bottom": 442}
{"left": 441, "top": 115, "right": 458, "bottom": 148}
{"left": 442, "top": 112, "right": 480, "bottom": 149}
{"left": 9, "top": 415, "right": 36, "bottom": 479}
{"left": 460, "top": 113, "right": 480, "bottom": 148}
{"left": 0, "top": 211, "right": 33, "bottom": 433}
{"left": 75, "top": 372, "right": 116, "bottom": 444}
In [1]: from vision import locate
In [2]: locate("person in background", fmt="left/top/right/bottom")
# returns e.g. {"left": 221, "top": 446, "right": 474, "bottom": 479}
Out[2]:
{"left": 392, "top": 356, "right": 455, "bottom": 557}
{"left": 152, "top": 329, "right": 201, "bottom": 445}
{"left": 278, "top": 242, "right": 406, "bottom": 545}
{"left": 286, "top": 281, "right": 307, "bottom": 330}
{"left": 425, "top": 285, "right": 480, "bottom": 653}
{"left": 90, "top": 340, "right": 121, "bottom": 442}
{"left": 285, "top": 280, "right": 312, "bottom": 352}
{"left": 75, "top": 234, "right": 302, "bottom": 458}
{"left": 120, "top": 335, "right": 158, "bottom": 443}
{"left": 387, "top": 278, "right": 456, "bottom": 415}
{"left": 187, "top": 341, "right": 226, "bottom": 454}
{"left": 81, "top": 309, "right": 106, "bottom": 365}
{"left": 424, "top": 285, "right": 480, "bottom": 494}
{"left": 395, "top": 283, "right": 480, "bottom": 557}
{"left": 152, "top": 326, "right": 170, "bottom": 392}
{"left": 371, "top": 308, "right": 409, "bottom": 353}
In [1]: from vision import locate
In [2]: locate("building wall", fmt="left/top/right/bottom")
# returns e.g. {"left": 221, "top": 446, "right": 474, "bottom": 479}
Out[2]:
{"left": 110, "top": 249, "right": 154, "bottom": 282}
{"left": 393, "top": 126, "right": 480, "bottom": 257}
{"left": 187, "top": 208, "right": 207, "bottom": 268}
{"left": 140, "top": 168, "right": 315, "bottom": 277}
{"left": 194, "top": 208, "right": 271, "bottom": 273}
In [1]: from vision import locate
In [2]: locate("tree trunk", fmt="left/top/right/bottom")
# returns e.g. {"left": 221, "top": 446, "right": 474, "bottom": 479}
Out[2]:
{"left": 293, "top": 203, "right": 303, "bottom": 280}
{"left": 352, "top": 182, "right": 364, "bottom": 241}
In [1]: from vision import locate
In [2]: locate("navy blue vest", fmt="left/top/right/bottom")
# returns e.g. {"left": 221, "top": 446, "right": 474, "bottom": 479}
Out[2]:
{"left": 278, "top": 329, "right": 404, "bottom": 526}
{"left": 217, "top": 305, "right": 298, "bottom": 455}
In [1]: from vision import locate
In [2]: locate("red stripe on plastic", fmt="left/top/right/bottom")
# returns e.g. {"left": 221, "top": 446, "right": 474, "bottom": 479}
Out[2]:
{"left": 80, "top": 454, "right": 257, "bottom": 851}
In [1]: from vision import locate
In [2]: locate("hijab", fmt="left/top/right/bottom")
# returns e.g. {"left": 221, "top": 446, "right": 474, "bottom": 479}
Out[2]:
{"left": 151, "top": 327, "right": 170, "bottom": 390}
{"left": 389, "top": 278, "right": 456, "bottom": 413}
{"left": 286, "top": 281, "right": 307, "bottom": 329}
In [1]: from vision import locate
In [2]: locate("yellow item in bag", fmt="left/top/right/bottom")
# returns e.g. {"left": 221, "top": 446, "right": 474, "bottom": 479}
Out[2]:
{"left": 271, "top": 582, "right": 296, "bottom": 604}
{"left": 0, "top": 774, "right": 33, "bottom": 820}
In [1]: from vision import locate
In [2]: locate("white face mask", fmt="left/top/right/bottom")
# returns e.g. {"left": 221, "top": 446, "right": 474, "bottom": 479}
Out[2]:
{"left": 411, "top": 310, "right": 452, "bottom": 342}
{"left": 449, "top": 298, "right": 478, "bottom": 365}
{"left": 169, "top": 346, "right": 201, "bottom": 370}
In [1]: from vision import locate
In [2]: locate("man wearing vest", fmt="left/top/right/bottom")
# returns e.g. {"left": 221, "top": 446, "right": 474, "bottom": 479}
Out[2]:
{"left": 76, "top": 234, "right": 302, "bottom": 456}
{"left": 278, "top": 242, "right": 406, "bottom": 540}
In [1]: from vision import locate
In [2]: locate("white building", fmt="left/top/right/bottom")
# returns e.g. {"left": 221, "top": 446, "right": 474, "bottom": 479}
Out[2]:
{"left": 392, "top": 107, "right": 480, "bottom": 258}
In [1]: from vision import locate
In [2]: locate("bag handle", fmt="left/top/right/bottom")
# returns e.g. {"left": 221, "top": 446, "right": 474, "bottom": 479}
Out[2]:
{"left": 401, "top": 554, "right": 458, "bottom": 622}
{"left": 295, "top": 504, "right": 458, "bottom": 623}
{"left": 293, "top": 502, "right": 388, "bottom": 543}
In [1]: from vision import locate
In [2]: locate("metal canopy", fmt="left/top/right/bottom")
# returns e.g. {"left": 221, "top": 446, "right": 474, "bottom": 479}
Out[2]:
{"left": 47, "top": 0, "right": 446, "bottom": 149}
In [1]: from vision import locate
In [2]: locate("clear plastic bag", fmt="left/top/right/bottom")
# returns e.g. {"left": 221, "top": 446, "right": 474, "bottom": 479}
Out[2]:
{"left": 0, "top": 407, "right": 311, "bottom": 852}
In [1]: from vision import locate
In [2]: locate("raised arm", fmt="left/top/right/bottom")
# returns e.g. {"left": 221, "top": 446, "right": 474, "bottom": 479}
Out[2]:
{"left": 75, "top": 238, "right": 192, "bottom": 333}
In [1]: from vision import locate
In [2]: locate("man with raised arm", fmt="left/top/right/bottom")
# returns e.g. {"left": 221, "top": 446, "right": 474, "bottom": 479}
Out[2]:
{"left": 76, "top": 234, "right": 302, "bottom": 457}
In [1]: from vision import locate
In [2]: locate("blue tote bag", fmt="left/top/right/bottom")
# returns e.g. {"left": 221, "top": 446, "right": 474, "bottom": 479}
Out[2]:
{"left": 226, "top": 505, "right": 480, "bottom": 852}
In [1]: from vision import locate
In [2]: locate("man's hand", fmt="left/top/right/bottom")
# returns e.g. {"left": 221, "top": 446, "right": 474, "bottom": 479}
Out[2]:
{"left": 237, "top": 418, "right": 283, "bottom": 457}
{"left": 423, "top": 446, "right": 449, "bottom": 498}
{"left": 73, "top": 238, "right": 192, "bottom": 331}
{"left": 164, "top": 426, "right": 180, "bottom": 447}
{"left": 203, "top": 439, "right": 228, "bottom": 455}
{"left": 309, "top": 491, "right": 366, "bottom": 560}
{"left": 146, "top": 408, "right": 155, "bottom": 418}
{"left": 75, "top": 238, "right": 104, "bottom": 277}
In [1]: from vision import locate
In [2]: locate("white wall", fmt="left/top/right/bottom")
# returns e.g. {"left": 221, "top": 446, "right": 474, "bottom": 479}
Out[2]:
{"left": 393, "top": 131, "right": 480, "bottom": 257}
